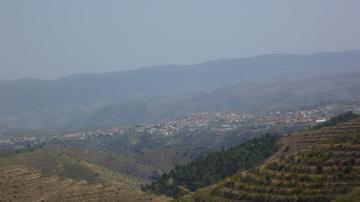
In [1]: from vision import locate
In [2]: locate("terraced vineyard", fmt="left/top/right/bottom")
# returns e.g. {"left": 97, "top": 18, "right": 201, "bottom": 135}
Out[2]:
{"left": 0, "top": 147, "right": 171, "bottom": 201}
{"left": 0, "top": 166, "right": 168, "bottom": 201}
{"left": 184, "top": 117, "right": 360, "bottom": 202}
{"left": 0, "top": 146, "right": 146, "bottom": 187}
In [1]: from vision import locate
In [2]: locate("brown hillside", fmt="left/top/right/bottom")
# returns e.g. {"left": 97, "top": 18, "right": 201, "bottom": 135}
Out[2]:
{"left": 0, "top": 166, "right": 169, "bottom": 202}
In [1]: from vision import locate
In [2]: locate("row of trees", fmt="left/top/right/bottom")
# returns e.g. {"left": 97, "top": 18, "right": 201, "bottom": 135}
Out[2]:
{"left": 142, "top": 134, "right": 279, "bottom": 197}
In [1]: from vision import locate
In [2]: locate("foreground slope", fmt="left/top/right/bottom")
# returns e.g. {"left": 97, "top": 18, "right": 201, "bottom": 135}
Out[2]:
{"left": 0, "top": 166, "right": 167, "bottom": 202}
{"left": 183, "top": 116, "right": 360, "bottom": 202}
{"left": 0, "top": 146, "right": 170, "bottom": 201}
{"left": 0, "top": 146, "right": 144, "bottom": 187}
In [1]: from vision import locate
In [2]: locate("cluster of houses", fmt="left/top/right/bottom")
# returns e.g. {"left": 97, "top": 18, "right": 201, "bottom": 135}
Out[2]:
{"left": 1, "top": 101, "right": 359, "bottom": 150}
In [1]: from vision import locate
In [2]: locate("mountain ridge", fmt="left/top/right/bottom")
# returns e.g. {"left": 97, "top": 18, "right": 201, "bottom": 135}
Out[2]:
{"left": 2, "top": 49, "right": 359, "bottom": 82}
{"left": 1, "top": 50, "right": 360, "bottom": 131}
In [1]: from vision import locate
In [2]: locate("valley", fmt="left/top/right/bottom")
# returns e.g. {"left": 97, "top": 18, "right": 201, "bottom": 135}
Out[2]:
{"left": 1, "top": 101, "right": 359, "bottom": 181}
{"left": 1, "top": 2, "right": 360, "bottom": 201}
{"left": 1, "top": 102, "right": 360, "bottom": 201}
{"left": 0, "top": 51, "right": 359, "bottom": 202}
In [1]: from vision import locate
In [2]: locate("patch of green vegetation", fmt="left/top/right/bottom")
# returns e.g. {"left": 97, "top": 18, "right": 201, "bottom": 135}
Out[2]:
{"left": 143, "top": 134, "right": 279, "bottom": 197}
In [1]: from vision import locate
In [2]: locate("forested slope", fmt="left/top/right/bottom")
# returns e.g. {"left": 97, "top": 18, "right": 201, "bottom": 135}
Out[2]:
{"left": 143, "top": 134, "right": 279, "bottom": 197}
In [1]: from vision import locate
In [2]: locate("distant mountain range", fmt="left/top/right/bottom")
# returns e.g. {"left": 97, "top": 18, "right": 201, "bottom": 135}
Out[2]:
{"left": 1, "top": 50, "right": 360, "bottom": 131}
{"left": 71, "top": 72, "right": 360, "bottom": 128}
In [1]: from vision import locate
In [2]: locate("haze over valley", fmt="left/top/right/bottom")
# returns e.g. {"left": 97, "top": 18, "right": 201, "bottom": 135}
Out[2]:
{"left": 1, "top": 1, "right": 360, "bottom": 201}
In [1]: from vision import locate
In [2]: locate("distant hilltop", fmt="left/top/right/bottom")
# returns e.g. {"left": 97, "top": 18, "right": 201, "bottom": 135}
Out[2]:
{"left": 0, "top": 50, "right": 360, "bottom": 131}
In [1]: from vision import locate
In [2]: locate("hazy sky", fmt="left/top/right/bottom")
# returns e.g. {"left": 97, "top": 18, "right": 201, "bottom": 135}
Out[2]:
{"left": 1, "top": 0, "right": 360, "bottom": 80}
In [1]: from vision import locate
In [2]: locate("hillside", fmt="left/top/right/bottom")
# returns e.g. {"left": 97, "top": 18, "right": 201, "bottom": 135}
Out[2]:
{"left": 3, "top": 50, "right": 360, "bottom": 109}
{"left": 81, "top": 72, "right": 360, "bottom": 128}
{"left": 0, "top": 166, "right": 168, "bottom": 202}
{"left": 1, "top": 50, "right": 360, "bottom": 131}
{"left": 182, "top": 115, "right": 360, "bottom": 201}
{"left": 0, "top": 146, "right": 146, "bottom": 187}
{"left": 0, "top": 146, "right": 170, "bottom": 201}
{"left": 143, "top": 134, "right": 280, "bottom": 197}
{"left": 48, "top": 122, "right": 277, "bottom": 180}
